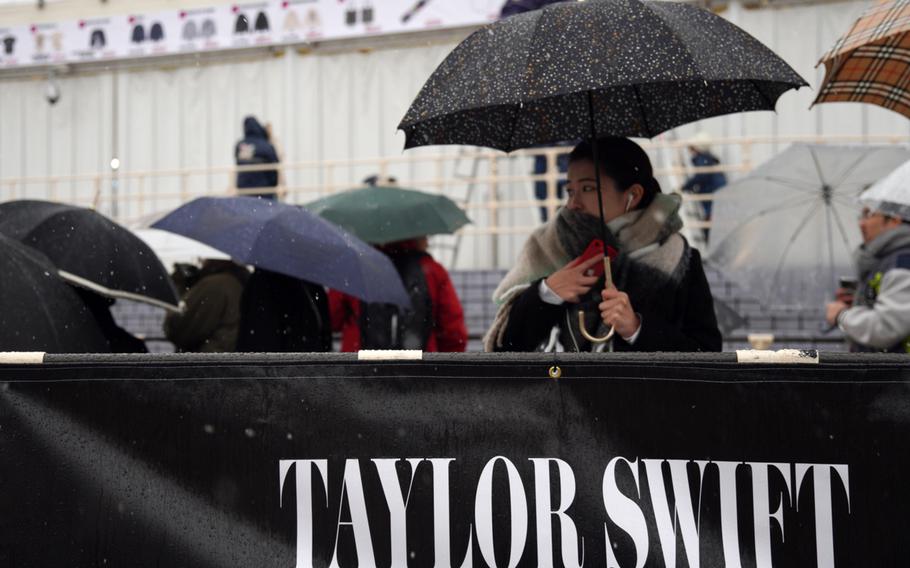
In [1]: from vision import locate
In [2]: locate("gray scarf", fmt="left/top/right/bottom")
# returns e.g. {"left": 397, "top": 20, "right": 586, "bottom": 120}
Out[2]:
{"left": 484, "top": 193, "right": 686, "bottom": 351}
{"left": 855, "top": 224, "right": 910, "bottom": 278}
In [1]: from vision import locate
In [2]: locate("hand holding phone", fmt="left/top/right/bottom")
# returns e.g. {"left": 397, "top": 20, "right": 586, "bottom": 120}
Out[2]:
{"left": 571, "top": 239, "right": 618, "bottom": 277}
{"left": 836, "top": 276, "right": 858, "bottom": 305}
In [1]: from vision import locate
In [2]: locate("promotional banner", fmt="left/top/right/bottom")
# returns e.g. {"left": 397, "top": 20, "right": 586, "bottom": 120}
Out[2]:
{"left": 1, "top": 352, "right": 908, "bottom": 567}
{"left": 0, "top": 0, "right": 503, "bottom": 70}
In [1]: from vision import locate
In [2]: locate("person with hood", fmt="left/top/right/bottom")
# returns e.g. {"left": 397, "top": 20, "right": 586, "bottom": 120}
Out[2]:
{"left": 826, "top": 206, "right": 910, "bottom": 352}
{"left": 484, "top": 137, "right": 722, "bottom": 353}
{"left": 681, "top": 131, "right": 726, "bottom": 242}
{"left": 235, "top": 116, "right": 280, "bottom": 199}
{"left": 163, "top": 259, "right": 249, "bottom": 352}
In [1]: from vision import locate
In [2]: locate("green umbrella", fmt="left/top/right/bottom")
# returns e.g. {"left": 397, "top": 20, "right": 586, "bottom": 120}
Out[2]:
{"left": 305, "top": 186, "right": 470, "bottom": 244}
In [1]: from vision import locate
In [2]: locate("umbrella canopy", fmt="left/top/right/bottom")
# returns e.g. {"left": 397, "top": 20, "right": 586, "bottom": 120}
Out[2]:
{"left": 0, "top": 200, "right": 180, "bottom": 312}
{"left": 305, "top": 186, "right": 471, "bottom": 244}
{"left": 0, "top": 233, "right": 109, "bottom": 353}
{"left": 133, "top": 228, "right": 230, "bottom": 271}
{"left": 151, "top": 196, "right": 411, "bottom": 307}
{"left": 859, "top": 158, "right": 910, "bottom": 219}
{"left": 707, "top": 144, "right": 910, "bottom": 309}
{"left": 399, "top": 0, "right": 807, "bottom": 151}
{"left": 814, "top": 0, "right": 910, "bottom": 118}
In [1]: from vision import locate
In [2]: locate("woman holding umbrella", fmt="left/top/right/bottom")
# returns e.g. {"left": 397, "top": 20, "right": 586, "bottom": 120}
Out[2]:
{"left": 484, "top": 137, "right": 722, "bottom": 353}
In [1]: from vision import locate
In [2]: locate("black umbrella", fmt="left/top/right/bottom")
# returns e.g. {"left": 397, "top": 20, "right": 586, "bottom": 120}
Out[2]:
{"left": 0, "top": 200, "right": 180, "bottom": 312}
{"left": 400, "top": 0, "right": 806, "bottom": 341}
{"left": 400, "top": 0, "right": 807, "bottom": 150}
{"left": 0, "top": 233, "right": 109, "bottom": 353}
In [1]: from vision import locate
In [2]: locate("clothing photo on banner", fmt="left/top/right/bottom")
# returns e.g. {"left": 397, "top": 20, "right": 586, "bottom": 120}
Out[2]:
{"left": 201, "top": 19, "right": 216, "bottom": 38}
{"left": 90, "top": 29, "right": 105, "bottom": 49}
{"left": 255, "top": 12, "right": 270, "bottom": 32}
{"left": 149, "top": 22, "right": 164, "bottom": 41}
{"left": 131, "top": 25, "right": 145, "bottom": 43}
{"left": 235, "top": 14, "right": 249, "bottom": 33}
{"left": 182, "top": 20, "right": 196, "bottom": 41}
{"left": 283, "top": 10, "right": 300, "bottom": 32}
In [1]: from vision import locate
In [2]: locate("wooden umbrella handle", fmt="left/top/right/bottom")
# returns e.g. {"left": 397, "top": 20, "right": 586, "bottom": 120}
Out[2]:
{"left": 577, "top": 256, "right": 615, "bottom": 344}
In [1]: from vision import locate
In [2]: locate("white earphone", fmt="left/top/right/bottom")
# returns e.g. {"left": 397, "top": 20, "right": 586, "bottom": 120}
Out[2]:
{"left": 625, "top": 193, "right": 634, "bottom": 212}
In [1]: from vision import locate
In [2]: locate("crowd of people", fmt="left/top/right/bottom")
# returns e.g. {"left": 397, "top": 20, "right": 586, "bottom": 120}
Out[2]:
{"left": 161, "top": 234, "right": 469, "bottom": 354}
{"left": 135, "top": 126, "right": 906, "bottom": 356}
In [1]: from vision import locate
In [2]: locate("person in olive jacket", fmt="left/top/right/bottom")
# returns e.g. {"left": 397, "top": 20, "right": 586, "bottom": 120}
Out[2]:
{"left": 164, "top": 259, "right": 249, "bottom": 352}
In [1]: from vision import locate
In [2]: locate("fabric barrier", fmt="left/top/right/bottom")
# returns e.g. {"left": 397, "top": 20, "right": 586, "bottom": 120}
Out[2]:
{"left": 0, "top": 351, "right": 908, "bottom": 567}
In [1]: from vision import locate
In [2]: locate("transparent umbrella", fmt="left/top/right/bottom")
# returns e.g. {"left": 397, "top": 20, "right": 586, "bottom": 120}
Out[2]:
{"left": 707, "top": 144, "right": 910, "bottom": 309}
{"left": 858, "top": 158, "right": 910, "bottom": 218}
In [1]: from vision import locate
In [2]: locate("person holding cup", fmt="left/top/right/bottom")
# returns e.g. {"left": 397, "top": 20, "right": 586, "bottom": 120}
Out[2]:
{"left": 826, "top": 206, "right": 910, "bottom": 352}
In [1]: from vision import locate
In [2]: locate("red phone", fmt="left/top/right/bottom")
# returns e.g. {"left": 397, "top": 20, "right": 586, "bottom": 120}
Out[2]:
{"left": 572, "top": 239, "right": 617, "bottom": 277}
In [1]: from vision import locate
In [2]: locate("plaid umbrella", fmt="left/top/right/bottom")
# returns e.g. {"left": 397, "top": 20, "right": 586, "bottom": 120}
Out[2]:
{"left": 814, "top": 0, "right": 910, "bottom": 118}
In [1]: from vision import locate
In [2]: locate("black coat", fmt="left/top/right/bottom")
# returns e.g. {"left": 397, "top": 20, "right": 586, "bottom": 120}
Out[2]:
{"left": 236, "top": 269, "right": 331, "bottom": 352}
{"left": 496, "top": 247, "right": 722, "bottom": 352}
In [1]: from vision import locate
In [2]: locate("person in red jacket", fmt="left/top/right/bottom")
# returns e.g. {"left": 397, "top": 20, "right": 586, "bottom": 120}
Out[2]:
{"left": 329, "top": 237, "right": 468, "bottom": 352}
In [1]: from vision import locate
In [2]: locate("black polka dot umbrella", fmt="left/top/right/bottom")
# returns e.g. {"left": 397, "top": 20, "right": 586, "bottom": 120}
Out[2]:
{"left": 399, "top": 0, "right": 808, "bottom": 151}
{"left": 400, "top": 0, "right": 807, "bottom": 343}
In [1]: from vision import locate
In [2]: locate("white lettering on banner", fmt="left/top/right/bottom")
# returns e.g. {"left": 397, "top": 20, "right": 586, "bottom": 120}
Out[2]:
{"left": 716, "top": 461, "right": 745, "bottom": 568}
{"left": 278, "top": 457, "right": 851, "bottom": 568}
{"left": 603, "top": 457, "right": 649, "bottom": 568}
{"left": 751, "top": 463, "right": 792, "bottom": 568}
{"left": 530, "top": 458, "right": 583, "bottom": 568}
{"left": 373, "top": 458, "right": 422, "bottom": 568}
{"left": 642, "top": 459, "right": 707, "bottom": 568}
{"left": 475, "top": 456, "right": 528, "bottom": 568}
{"left": 427, "top": 458, "right": 475, "bottom": 568}
{"left": 279, "top": 459, "right": 328, "bottom": 568}
{"left": 329, "top": 459, "right": 376, "bottom": 568}
{"left": 795, "top": 464, "right": 851, "bottom": 568}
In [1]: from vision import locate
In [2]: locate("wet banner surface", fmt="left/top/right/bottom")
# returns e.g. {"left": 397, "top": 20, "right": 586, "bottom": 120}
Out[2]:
{"left": 0, "top": 352, "right": 908, "bottom": 567}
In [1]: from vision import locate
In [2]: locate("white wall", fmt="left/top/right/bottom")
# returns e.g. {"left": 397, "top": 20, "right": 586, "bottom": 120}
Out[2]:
{"left": 1, "top": 0, "right": 907, "bottom": 268}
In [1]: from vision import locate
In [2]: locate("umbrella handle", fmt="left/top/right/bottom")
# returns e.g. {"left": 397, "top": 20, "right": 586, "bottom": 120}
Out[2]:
{"left": 576, "top": 255, "right": 616, "bottom": 343}
{"left": 577, "top": 310, "right": 615, "bottom": 344}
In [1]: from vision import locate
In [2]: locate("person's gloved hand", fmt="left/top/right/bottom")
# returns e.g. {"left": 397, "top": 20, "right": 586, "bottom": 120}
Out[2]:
{"left": 544, "top": 254, "right": 603, "bottom": 303}
{"left": 599, "top": 287, "right": 640, "bottom": 339}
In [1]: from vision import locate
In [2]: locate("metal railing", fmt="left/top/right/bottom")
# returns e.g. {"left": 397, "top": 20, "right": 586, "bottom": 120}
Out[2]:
{"left": 2, "top": 134, "right": 908, "bottom": 247}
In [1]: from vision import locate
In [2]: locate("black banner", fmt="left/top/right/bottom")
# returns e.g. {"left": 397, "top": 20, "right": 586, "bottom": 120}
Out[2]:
{"left": 1, "top": 352, "right": 908, "bottom": 567}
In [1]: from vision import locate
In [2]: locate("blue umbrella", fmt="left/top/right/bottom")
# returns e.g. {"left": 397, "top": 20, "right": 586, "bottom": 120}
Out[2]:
{"left": 151, "top": 197, "right": 410, "bottom": 307}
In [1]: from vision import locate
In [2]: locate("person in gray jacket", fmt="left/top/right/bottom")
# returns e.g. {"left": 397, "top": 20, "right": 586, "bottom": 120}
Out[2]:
{"left": 826, "top": 206, "right": 910, "bottom": 353}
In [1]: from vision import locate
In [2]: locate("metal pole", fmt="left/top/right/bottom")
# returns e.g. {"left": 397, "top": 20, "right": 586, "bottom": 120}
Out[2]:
{"left": 110, "top": 70, "right": 120, "bottom": 219}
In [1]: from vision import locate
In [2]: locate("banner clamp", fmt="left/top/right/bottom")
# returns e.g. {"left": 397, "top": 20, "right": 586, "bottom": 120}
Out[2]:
{"left": 357, "top": 350, "right": 423, "bottom": 361}
{"left": 0, "top": 352, "right": 46, "bottom": 365}
{"left": 735, "top": 349, "right": 819, "bottom": 364}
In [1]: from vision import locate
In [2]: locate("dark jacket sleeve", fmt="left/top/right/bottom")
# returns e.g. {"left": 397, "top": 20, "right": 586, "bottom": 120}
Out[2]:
{"left": 496, "top": 280, "right": 567, "bottom": 352}
{"left": 628, "top": 249, "right": 723, "bottom": 352}
{"left": 163, "top": 276, "right": 228, "bottom": 351}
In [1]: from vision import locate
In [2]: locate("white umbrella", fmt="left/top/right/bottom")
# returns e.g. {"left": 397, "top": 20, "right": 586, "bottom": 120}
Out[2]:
{"left": 133, "top": 228, "right": 228, "bottom": 272}
{"left": 707, "top": 144, "right": 910, "bottom": 309}
{"left": 859, "top": 159, "right": 910, "bottom": 220}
